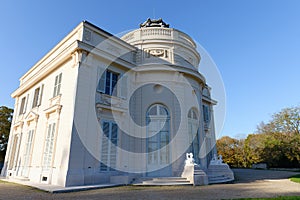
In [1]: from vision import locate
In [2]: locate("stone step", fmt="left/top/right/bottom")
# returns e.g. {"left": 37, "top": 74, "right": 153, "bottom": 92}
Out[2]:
{"left": 138, "top": 181, "right": 193, "bottom": 186}
{"left": 152, "top": 177, "right": 188, "bottom": 182}
{"left": 134, "top": 177, "right": 192, "bottom": 186}
{"left": 208, "top": 175, "right": 234, "bottom": 184}
{"left": 208, "top": 178, "right": 234, "bottom": 184}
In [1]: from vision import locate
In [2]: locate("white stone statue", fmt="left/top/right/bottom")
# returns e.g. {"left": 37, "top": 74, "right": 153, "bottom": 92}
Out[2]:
{"left": 210, "top": 154, "right": 224, "bottom": 165}
{"left": 218, "top": 155, "right": 223, "bottom": 164}
{"left": 185, "top": 153, "right": 195, "bottom": 165}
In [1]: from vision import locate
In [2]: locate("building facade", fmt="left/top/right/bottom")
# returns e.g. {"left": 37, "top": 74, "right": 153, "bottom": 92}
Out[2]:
{"left": 1, "top": 19, "right": 218, "bottom": 187}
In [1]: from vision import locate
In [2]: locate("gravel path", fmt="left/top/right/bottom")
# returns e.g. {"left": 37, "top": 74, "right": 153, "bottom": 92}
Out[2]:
{"left": 0, "top": 169, "right": 299, "bottom": 200}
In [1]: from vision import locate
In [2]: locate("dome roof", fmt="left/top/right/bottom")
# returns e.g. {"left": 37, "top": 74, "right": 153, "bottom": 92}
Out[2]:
{"left": 121, "top": 18, "right": 201, "bottom": 71}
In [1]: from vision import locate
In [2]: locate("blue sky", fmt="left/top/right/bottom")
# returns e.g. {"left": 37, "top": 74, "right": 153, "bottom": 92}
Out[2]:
{"left": 1, "top": 0, "right": 300, "bottom": 138}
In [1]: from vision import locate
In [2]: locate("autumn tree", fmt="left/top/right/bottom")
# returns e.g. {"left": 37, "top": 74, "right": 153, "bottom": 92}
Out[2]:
{"left": 0, "top": 106, "right": 13, "bottom": 162}
{"left": 258, "top": 106, "right": 300, "bottom": 135}
{"left": 217, "top": 136, "right": 246, "bottom": 167}
{"left": 219, "top": 106, "right": 300, "bottom": 168}
{"left": 243, "top": 133, "right": 264, "bottom": 167}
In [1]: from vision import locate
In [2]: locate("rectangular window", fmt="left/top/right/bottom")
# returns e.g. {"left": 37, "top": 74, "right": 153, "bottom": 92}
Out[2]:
{"left": 100, "top": 121, "right": 118, "bottom": 171}
{"left": 32, "top": 84, "right": 44, "bottom": 108}
{"left": 53, "top": 73, "right": 62, "bottom": 97}
{"left": 19, "top": 97, "right": 26, "bottom": 115}
{"left": 203, "top": 105, "right": 210, "bottom": 123}
{"left": 19, "top": 94, "right": 29, "bottom": 115}
{"left": 97, "top": 70, "right": 119, "bottom": 96}
{"left": 42, "top": 123, "right": 56, "bottom": 171}
{"left": 32, "top": 88, "right": 40, "bottom": 108}
{"left": 22, "top": 130, "right": 34, "bottom": 177}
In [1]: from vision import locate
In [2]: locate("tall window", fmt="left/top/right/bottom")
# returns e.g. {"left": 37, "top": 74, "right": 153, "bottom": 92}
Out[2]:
{"left": 100, "top": 121, "right": 118, "bottom": 171}
{"left": 53, "top": 73, "right": 62, "bottom": 97}
{"left": 19, "top": 94, "right": 29, "bottom": 115}
{"left": 32, "top": 84, "right": 44, "bottom": 108}
{"left": 19, "top": 97, "right": 26, "bottom": 115}
{"left": 42, "top": 123, "right": 56, "bottom": 171}
{"left": 22, "top": 130, "right": 34, "bottom": 177}
{"left": 146, "top": 104, "right": 170, "bottom": 167}
{"left": 188, "top": 108, "right": 199, "bottom": 163}
{"left": 203, "top": 105, "right": 210, "bottom": 123}
{"left": 97, "top": 70, "right": 120, "bottom": 96}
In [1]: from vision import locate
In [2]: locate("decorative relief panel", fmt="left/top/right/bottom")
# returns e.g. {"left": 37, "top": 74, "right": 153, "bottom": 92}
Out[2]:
{"left": 145, "top": 49, "right": 169, "bottom": 58}
{"left": 83, "top": 29, "right": 92, "bottom": 41}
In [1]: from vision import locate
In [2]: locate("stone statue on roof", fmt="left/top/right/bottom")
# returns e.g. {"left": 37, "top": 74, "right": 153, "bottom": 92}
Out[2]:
{"left": 140, "top": 18, "right": 170, "bottom": 28}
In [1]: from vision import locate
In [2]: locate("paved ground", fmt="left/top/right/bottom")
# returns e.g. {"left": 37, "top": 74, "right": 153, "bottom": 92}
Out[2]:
{"left": 0, "top": 169, "right": 300, "bottom": 200}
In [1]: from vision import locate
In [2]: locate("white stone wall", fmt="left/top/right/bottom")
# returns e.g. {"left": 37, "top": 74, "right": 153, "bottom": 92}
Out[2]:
{"left": 2, "top": 21, "right": 218, "bottom": 187}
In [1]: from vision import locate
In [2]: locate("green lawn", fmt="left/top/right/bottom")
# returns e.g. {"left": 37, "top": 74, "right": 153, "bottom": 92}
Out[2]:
{"left": 290, "top": 174, "right": 300, "bottom": 183}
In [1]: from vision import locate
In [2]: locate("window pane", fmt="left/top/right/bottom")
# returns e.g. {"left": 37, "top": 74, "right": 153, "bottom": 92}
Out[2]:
{"left": 19, "top": 97, "right": 26, "bottom": 115}
{"left": 193, "top": 110, "right": 198, "bottom": 120}
{"left": 111, "top": 73, "right": 118, "bottom": 90}
{"left": 188, "top": 110, "right": 192, "bottom": 118}
{"left": 97, "top": 70, "right": 106, "bottom": 92}
{"left": 148, "top": 106, "right": 157, "bottom": 115}
{"left": 32, "top": 87, "right": 40, "bottom": 108}
{"left": 159, "top": 106, "right": 168, "bottom": 115}
{"left": 105, "top": 71, "right": 111, "bottom": 95}
{"left": 103, "top": 122, "right": 110, "bottom": 137}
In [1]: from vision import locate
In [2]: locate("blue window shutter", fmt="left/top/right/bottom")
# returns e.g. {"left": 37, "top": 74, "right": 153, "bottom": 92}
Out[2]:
{"left": 97, "top": 69, "right": 106, "bottom": 93}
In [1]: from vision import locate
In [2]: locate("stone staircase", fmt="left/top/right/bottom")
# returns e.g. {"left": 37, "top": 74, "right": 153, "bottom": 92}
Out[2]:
{"left": 207, "top": 164, "right": 234, "bottom": 184}
{"left": 208, "top": 174, "right": 234, "bottom": 184}
{"left": 134, "top": 177, "right": 192, "bottom": 186}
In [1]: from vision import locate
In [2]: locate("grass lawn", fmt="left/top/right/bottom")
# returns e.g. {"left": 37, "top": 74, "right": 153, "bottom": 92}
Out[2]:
{"left": 290, "top": 174, "right": 300, "bottom": 183}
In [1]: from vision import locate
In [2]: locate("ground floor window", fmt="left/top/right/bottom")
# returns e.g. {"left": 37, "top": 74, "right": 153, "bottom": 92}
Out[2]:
{"left": 21, "top": 130, "right": 34, "bottom": 177}
{"left": 42, "top": 123, "right": 56, "bottom": 171}
{"left": 146, "top": 104, "right": 170, "bottom": 168}
{"left": 100, "top": 121, "right": 118, "bottom": 171}
{"left": 188, "top": 108, "right": 200, "bottom": 163}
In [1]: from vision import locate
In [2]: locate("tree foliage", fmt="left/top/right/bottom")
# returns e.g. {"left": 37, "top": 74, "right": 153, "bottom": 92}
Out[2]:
{"left": 0, "top": 106, "right": 13, "bottom": 162}
{"left": 217, "top": 136, "right": 246, "bottom": 167}
{"left": 217, "top": 105, "right": 300, "bottom": 168}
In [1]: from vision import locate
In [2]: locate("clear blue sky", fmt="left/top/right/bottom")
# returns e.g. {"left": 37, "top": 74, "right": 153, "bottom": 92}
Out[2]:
{"left": 1, "top": 0, "right": 300, "bottom": 138}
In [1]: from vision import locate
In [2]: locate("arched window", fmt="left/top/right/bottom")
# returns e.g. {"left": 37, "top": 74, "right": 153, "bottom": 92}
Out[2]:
{"left": 188, "top": 108, "right": 200, "bottom": 163}
{"left": 146, "top": 104, "right": 170, "bottom": 169}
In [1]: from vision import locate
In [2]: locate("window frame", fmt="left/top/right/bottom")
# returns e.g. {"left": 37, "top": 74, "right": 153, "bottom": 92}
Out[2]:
{"left": 146, "top": 104, "right": 170, "bottom": 166}
{"left": 203, "top": 105, "right": 210, "bottom": 123}
{"left": 188, "top": 108, "right": 200, "bottom": 163}
{"left": 100, "top": 120, "right": 118, "bottom": 172}
{"left": 22, "top": 129, "right": 34, "bottom": 177}
{"left": 32, "top": 84, "right": 43, "bottom": 108}
{"left": 53, "top": 73, "right": 62, "bottom": 97}
{"left": 97, "top": 69, "right": 128, "bottom": 99}
{"left": 19, "top": 97, "right": 26, "bottom": 115}
{"left": 19, "top": 94, "right": 29, "bottom": 115}
{"left": 42, "top": 122, "right": 56, "bottom": 171}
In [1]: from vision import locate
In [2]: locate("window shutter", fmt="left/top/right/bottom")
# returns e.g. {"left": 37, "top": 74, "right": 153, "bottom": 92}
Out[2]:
{"left": 30, "top": 90, "right": 35, "bottom": 109}
{"left": 24, "top": 94, "right": 29, "bottom": 113}
{"left": 38, "top": 84, "right": 44, "bottom": 106}
{"left": 53, "top": 75, "right": 58, "bottom": 97}
{"left": 97, "top": 68, "right": 106, "bottom": 93}
{"left": 57, "top": 73, "right": 62, "bottom": 95}
{"left": 100, "top": 121, "right": 110, "bottom": 171}
{"left": 120, "top": 74, "right": 128, "bottom": 99}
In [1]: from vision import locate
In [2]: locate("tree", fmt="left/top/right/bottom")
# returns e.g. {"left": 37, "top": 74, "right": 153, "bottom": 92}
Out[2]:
{"left": 217, "top": 136, "right": 246, "bottom": 167}
{"left": 0, "top": 106, "right": 13, "bottom": 162}
{"left": 243, "top": 133, "right": 264, "bottom": 167}
{"left": 256, "top": 105, "right": 300, "bottom": 167}
{"left": 258, "top": 106, "right": 300, "bottom": 135}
